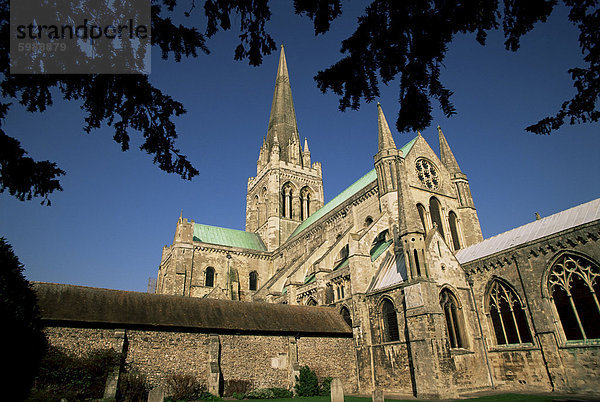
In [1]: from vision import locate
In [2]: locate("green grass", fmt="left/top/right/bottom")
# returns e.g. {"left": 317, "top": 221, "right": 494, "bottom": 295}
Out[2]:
{"left": 256, "top": 394, "right": 554, "bottom": 402}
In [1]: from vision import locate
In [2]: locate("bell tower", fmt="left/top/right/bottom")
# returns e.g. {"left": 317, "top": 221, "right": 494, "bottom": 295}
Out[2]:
{"left": 246, "top": 45, "right": 324, "bottom": 250}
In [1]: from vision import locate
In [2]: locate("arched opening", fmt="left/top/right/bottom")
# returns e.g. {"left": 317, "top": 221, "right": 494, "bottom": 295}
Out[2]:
{"left": 440, "top": 289, "right": 466, "bottom": 348}
{"left": 488, "top": 280, "right": 532, "bottom": 345}
{"left": 205, "top": 267, "right": 215, "bottom": 287}
{"left": 341, "top": 306, "right": 352, "bottom": 327}
{"left": 429, "top": 197, "right": 444, "bottom": 236}
{"left": 448, "top": 211, "right": 461, "bottom": 250}
{"left": 326, "top": 284, "right": 335, "bottom": 304}
{"left": 381, "top": 299, "right": 399, "bottom": 342}
{"left": 300, "top": 187, "right": 312, "bottom": 220}
{"left": 548, "top": 253, "right": 600, "bottom": 340}
{"left": 413, "top": 249, "right": 421, "bottom": 277}
{"left": 249, "top": 271, "right": 258, "bottom": 291}
{"left": 365, "top": 216, "right": 373, "bottom": 227}
{"left": 417, "top": 203, "right": 427, "bottom": 233}
{"left": 306, "top": 297, "right": 317, "bottom": 306}
{"left": 281, "top": 183, "right": 294, "bottom": 219}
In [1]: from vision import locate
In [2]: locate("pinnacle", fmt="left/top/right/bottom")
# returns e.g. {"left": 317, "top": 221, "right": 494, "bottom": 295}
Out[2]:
{"left": 438, "top": 125, "right": 462, "bottom": 174}
{"left": 377, "top": 103, "right": 397, "bottom": 152}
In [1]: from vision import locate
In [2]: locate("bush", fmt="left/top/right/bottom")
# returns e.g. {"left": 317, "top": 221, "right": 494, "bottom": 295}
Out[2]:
{"left": 319, "top": 377, "right": 333, "bottom": 396}
{"left": 118, "top": 370, "right": 148, "bottom": 402}
{"left": 224, "top": 379, "right": 252, "bottom": 397}
{"left": 166, "top": 373, "right": 205, "bottom": 401}
{"left": 232, "top": 392, "right": 246, "bottom": 400}
{"left": 294, "top": 366, "right": 319, "bottom": 397}
{"left": 246, "top": 387, "right": 292, "bottom": 399}
{"left": 1, "top": 238, "right": 47, "bottom": 401}
{"left": 29, "top": 346, "right": 119, "bottom": 400}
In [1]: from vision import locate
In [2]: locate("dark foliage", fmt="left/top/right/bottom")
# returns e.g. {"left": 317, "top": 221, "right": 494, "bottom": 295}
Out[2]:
{"left": 118, "top": 369, "right": 149, "bottom": 402}
{"left": 305, "top": 0, "right": 599, "bottom": 134}
{"left": 0, "top": 237, "right": 46, "bottom": 401}
{"left": 319, "top": 376, "right": 333, "bottom": 396}
{"left": 246, "top": 387, "right": 293, "bottom": 399}
{"left": 294, "top": 365, "right": 319, "bottom": 396}
{"left": 224, "top": 379, "right": 253, "bottom": 397}
{"left": 29, "top": 346, "right": 119, "bottom": 401}
{"left": 165, "top": 373, "right": 221, "bottom": 401}
{"left": 2, "top": 0, "right": 597, "bottom": 204}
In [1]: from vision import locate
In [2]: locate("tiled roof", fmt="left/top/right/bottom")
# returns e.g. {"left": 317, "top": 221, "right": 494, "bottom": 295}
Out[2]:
{"left": 193, "top": 224, "right": 267, "bottom": 251}
{"left": 289, "top": 136, "right": 418, "bottom": 240}
{"left": 34, "top": 282, "right": 352, "bottom": 335}
{"left": 456, "top": 198, "right": 600, "bottom": 264}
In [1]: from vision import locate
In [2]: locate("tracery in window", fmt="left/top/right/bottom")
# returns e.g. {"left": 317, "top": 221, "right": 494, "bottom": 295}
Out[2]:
{"left": 281, "top": 182, "right": 294, "bottom": 218}
{"left": 300, "top": 186, "right": 312, "bottom": 220}
{"left": 440, "top": 289, "right": 466, "bottom": 348}
{"left": 381, "top": 299, "right": 399, "bottom": 342}
{"left": 488, "top": 280, "right": 532, "bottom": 345}
{"left": 415, "top": 158, "right": 439, "bottom": 190}
{"left": 548, "top": 254, "right": 600, "bottom": 340}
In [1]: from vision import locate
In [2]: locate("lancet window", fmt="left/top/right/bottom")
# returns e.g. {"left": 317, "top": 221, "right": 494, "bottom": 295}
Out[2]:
{"left": 381, "top": 299, "right": 399, "bottom": 342}
{"left": 440, "top": 289, "right": 466, "bottom": 348}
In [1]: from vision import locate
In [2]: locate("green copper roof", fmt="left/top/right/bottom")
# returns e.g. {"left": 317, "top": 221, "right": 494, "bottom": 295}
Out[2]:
{"left": 193, "top": 224, "right": 267, "bottom": 251}
{"left": 333, "top": 258, "right": 349, "bottom": 271}
{"left": 370, "top": 239, "right": 393, "bottom": 261}
{"left": 304, "top": 273, "right": 316, "bottom": 285}
{"left": 288, "top": 136, "right": 417, "bottom": 240}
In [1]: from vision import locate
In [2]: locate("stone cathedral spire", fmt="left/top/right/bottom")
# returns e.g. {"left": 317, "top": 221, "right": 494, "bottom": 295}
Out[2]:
{"left": 438, "top": 125, "right": 462, "bottom": 174}
{"left": 266, "top": 45, "right": 302, "bottom": 165}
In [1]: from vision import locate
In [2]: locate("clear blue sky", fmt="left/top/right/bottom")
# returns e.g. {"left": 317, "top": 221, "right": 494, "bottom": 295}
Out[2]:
{"left": 1, "top": 2, "right": 598, "bottom": 292}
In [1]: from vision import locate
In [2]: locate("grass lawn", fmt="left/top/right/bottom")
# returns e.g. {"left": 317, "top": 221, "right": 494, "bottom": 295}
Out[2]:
{"left": 259, "top": 394, "right": 555, "bottom": 402}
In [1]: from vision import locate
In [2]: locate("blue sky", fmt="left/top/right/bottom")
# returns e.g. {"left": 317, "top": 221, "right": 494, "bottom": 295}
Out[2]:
{"left": 1, "top": 2, "right": 599, "bottom": 292}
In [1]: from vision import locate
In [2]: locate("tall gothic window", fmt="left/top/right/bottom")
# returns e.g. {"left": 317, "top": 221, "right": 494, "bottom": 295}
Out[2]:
{"left": 282, "top": 183, "right": 293, "bottom": 219}
{"left": 205, "top": 267, "right": 215, "bottom": 287}
{"left": 249, "top": 271, "right": 258, "bottom": 291}
{"left": 488, "top": 280, "right": 532, "bottom": 345}
{"left": 440, "top": 289, "right": 466, "bottom": 348}
{"left": 548, "top": 254, "right": 600, "bottom": 341}
{"left": 381, "top": 299, "right": 399, "bottom": 342}
{"left": 341, "top": 306, "right": 352, "bottom": 327}
{"left": 429, "top": 197, "right": 444, "bottom": 237}
{"left": 448, "top": 211, "right": 461, "bottom": 250}
{"left": 300, "top": 187, "right": 311, "bottom": 220}
{"left": 417, "top": 203, "right": 428, "bottom": 233}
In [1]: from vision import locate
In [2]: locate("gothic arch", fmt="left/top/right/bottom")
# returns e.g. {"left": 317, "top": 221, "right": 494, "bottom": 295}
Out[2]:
{"left": 544, "top": 251, "right": 600, "bottom": 341}
{"left": 249, "top": 270, "right": 259, "bottom": 291}
{"left": 448, "top": 210, "right": 461, "bottom": 250}
{"left": 379, "top": 297, "right": 400, "bottom": 342}
{"left": 429, "top": 197, "right": 445, "bottom": 237}
{"left": 300, "top": 186, "right": 313, "bottom": 220}
{"left": 417, "top": 203, "right": 428, "bottom": 233}
{"left": 340, "top": 305, "right": 352, "bottom": 327}
{"left": 439, "top": 287, "right": 467, "bottom": 348}
{"left": 306, "top": 296, "right": 318, "bottom": 306}
{"left": 205, "top": 267, "right": 215, "bottom": 287}
{"left": 485, "top": 278, "right": 533, "bottom": 345}
{"left": 281, "top": 182, "right": 297, "bottom": 219}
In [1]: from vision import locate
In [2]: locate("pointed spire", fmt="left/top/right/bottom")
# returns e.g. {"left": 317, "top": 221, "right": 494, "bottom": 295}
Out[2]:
{"left": 266, "top": 45, "right": 301, "bottom": 164}
{"left": 437, "top": 125, "right": 462, "bottom": 174}
{"left": 377, "top": 103, "right": 397, "bottom": 152}
{"left": 303, "top": 137, "right": 310, "bottom": 153}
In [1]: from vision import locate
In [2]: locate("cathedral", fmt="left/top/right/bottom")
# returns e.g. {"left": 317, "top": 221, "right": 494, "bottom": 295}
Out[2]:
{"left": 35, "top": 45, "right": 600, "bottom": 400}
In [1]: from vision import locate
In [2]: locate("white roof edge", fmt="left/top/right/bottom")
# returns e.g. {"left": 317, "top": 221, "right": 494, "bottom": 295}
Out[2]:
{"left": 456, "top": 198, "right": 600, "bottom": 264}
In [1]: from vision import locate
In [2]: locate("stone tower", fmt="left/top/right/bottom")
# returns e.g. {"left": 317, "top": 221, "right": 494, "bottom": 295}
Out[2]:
{"left": 246, "top": 45, "right": 324, "bottom": 250}
{"left": 437, "top": 126, "right": 483, "bottom": 247}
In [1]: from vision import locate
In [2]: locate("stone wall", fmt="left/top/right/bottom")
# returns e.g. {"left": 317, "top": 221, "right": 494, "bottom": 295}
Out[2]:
{"left": 43, "top": 325, "right": 357, "bottom": 396}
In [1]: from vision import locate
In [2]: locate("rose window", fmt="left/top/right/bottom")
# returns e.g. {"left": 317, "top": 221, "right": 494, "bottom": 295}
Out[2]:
{"left": 415, "top": 159, "right": 439, "bottom": 190}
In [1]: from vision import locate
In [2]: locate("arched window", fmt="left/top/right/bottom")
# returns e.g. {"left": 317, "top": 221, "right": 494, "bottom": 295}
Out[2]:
{"left": 281, "top": 183, "right": 294, "bottom": 218}
{"left": 548, "top": 254, "right": 600, "bottom": 340}
{"left": 381, "top": 299, "right": 399, "bottom": 342}
{"left": 365, "top": 216, "right": 373, "bottom": 227}
{"left": 300, "top": 187, "right": 312, "bottom": 220}
{"left": 429, "top": 197, "right": 444, "bottom": 237}
{"left": 326, "top": 284, "right": 335, "bottom": 304}
{"left": 341, "top": 306, "right": 352, "bottom": 327}
{"left": 417, "top": 203, "right": 427, "bottom": 233}
{"left": 448, "top": 211, "right": 461, "bottom": 250}
{"left": 413, "top": 249, "right": 421, "bottom": 277}
{"left": 205, "top": 267, "right": 215, "bottom": 287}
{"left": 306, "top": 297, "right": 317, "bottom": 306}
{"left": 249, "top": 271, "right": 258, "bottom": 291}
{"left": 488, "top": 280, "right": 532, "bottom": 345}
{"left": 440, "top": 289, "right": 466, "bottom": 348}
